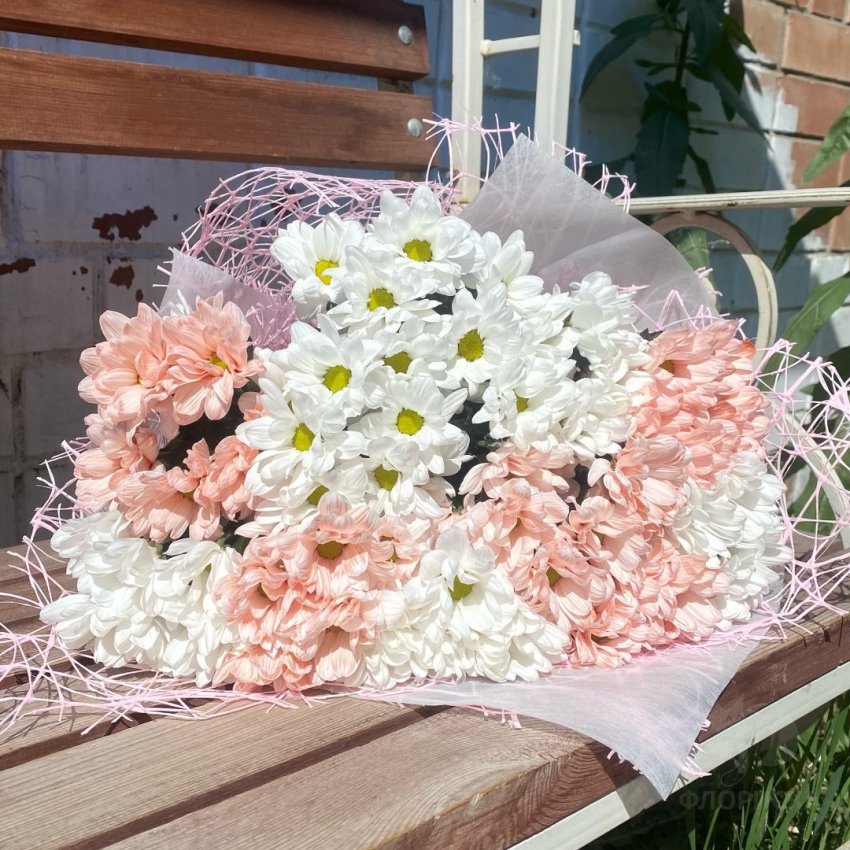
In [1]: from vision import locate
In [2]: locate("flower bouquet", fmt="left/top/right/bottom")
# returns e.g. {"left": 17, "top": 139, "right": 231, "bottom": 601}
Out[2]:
{"left": 5, "top": 132, "right": 849, "bottom": 797}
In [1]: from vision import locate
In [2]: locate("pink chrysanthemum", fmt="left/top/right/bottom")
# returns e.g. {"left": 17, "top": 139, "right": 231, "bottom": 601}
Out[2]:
{"left": 165, "top": 294, "right": 263, "bottom": 425}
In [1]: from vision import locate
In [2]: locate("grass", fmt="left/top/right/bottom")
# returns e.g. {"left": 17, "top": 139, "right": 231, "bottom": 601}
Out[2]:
{"left": 588, "top": 694, "right": 850, "bottom": 850}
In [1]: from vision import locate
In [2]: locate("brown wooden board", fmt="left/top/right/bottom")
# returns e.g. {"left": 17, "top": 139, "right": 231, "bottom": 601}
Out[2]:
{"left": 1, "top": 544, "right": 848, "bottom": 849}
{"left": 0, "top": 48, "right": 434, "bottom": 169}
{"left": 0, "top": 0, "right": 430, "bottom": 79}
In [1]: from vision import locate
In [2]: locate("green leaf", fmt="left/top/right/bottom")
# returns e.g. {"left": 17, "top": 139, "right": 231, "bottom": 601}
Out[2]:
{"left": 783, "top": 273, "right": 850, "bottom": 355}
{"left": 812, "top": 345, "right": 850, "bottom": 404}
{"left": 683, "top": 0, "right": 724, "bottom": 62}
{"left": 634, "top": 108, "right": 689, "bottom": 196}
{"left": 610, "top": 12, "right": 665, "bottom": 37}
{"left": 803, "top": 105, "right": 850, "bottom": 182}
{"left": 581, "top": 16, "right": 664, "bottom": 99}
{"left": 706, "top": 65, "right": 764, "bottom": 135}
{"left": 687, "top": 144, "right": 717, "bottom": 192}
{"left": 723, "top": 12, "right": 756, "bottom": 51}
{"left": 773, "top": 195, "right": 849, "bottom": 273}
{"left": 666, "top": 226, "right": 710, "bottom": 271}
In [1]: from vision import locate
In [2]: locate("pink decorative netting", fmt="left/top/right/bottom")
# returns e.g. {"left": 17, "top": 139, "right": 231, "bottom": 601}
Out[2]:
{"left": 3, "top": 126, "right": 849, "bottom": 796}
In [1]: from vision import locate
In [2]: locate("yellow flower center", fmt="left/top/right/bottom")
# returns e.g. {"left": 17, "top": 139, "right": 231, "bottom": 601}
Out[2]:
{"left": 396, "top": 408, "right": 424, "bottom": 436}
{"left": 403, "top": 238, "right": 433, "bottom": 262}
{"left": 374, "top": 466, "right": 399, "bottom": 491}
{"left": 515, "top": 393, "right": 529, "bottom": 413}
{"left": 292, "top": 422, "right": 315, "bottom": 452}
{"left": 367, "top": 287, "right": 396, "bottom": 311}
{"left": 307, "top": 485, "right": 328, "bottom": 506}
{"left": 384, "top": 351, "right": 412, "bottom": 374}
{"left": 660, "top": 359, "right": 675, "bottom": 373}
{"left": 316, "top": 540, "right": 344, "bottom": 560}
{"left": 322, "top": 364, "right": 351, "bottom": 393}
{"left": 209, "top": 353, "right": 228, "bottom": 370}
{"left": 314, "top": 259, "right": 338, "bottom": 286}
{"left": 449, "top": 576, "right": 474, "bottom": 602}
{"left": 546, "top": 567, "right": 561, "bottom": 586}
{"left": 256, "top": 584, "right": 271, "bottom": 600}
{"left": 457, "top": 329, "right": 484, "bottom": 362}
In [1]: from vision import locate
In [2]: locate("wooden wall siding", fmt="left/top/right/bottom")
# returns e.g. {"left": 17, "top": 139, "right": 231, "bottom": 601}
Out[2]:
{"left": 0, "top": 0, "right": 429, "bottom": 79}
{"left": 0, "top": 49, "right": 434, "bottom": 169}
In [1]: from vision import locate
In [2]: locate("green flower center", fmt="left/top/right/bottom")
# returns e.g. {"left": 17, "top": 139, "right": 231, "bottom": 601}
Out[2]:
{"left": 209, "top": 353, "right": 228, "bottom": 370}
{"left": 292, "top": 422, "right": 315, "bottom": 452}
{"left": 457, "top": 329, "right": 484, "bottom": 362}
{"left": 316, "top": 540, "right": 344, "bottom": 560}
{"left": 515, "top": 393, "right": 529, "bottom": 413}
{"left": 367, "top": 287, "right": 396, "bottom": 311}
{"left": 374, "top": 466, "right": 399, "bottom": 491}
{"left": 449, "top": 576, "right": 474, "bottom": 602}
{"left": 403, "top": 238, "right": 433, "bottom": 262}
{"left": 384, "top": 351, "right": 412, "bottom": 374}
{"left": 546, "top": 567, "right": 561, "bottom": 586}
{"left": 314, "top": 259, "right": 338, "bottom": 286}
{"left": 397, "top": 408, "right": 424, "bottom": 436}
{"left": 323, "top": 364, "right": 351, "bottom": 393}
{"left": 307, "top": 485, "right": 328, "bottom": 506}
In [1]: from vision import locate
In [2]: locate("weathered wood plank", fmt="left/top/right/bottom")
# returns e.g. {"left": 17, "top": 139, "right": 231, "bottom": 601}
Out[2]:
{"left": 0, "top": 48, "right": 433, "bottom": 169}
{"left": 0, "top": 695, "right": 438, "bottom": 850}
{"left": 0, "top": 0, "right": 430, "bottom": 79}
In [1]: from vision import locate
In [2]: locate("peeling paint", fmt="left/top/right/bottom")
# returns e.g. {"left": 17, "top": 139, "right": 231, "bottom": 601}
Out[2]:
{"left": 92, "top": 206, "right": 158, "bottom": 241}
{"left": 80, "top": 266, "right": 88, "bottom": 274}
{"left": 109, "top": 265, "right": 135, "bottom": 289}
{"left": 0, "top": 258, "right": 35, "bottom": 276}
{"left": 135, "top": 288, "right": 145, "bottom": 302}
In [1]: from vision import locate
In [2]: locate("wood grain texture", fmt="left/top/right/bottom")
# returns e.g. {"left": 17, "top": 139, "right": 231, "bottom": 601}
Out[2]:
{"left": 0, "top": 0, "right": 429, "bottom": 79}
{"left": 0, "top": 48, "right": 433, "bottom": 169}
{"left": 0, "top": 695, "right": 436, "bottom": 850}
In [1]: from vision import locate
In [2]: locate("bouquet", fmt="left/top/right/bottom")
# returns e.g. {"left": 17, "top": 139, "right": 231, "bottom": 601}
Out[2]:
{"left": 6, "top": 133, "right": 847, "bottom": 796}
{"left": 41, "top": 184, "right": 790, "bottom": 693}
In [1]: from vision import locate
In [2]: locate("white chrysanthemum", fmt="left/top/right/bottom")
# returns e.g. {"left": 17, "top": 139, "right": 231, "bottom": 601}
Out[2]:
{"left": 353, "top": 375, "right": 468, "bottom": 477}
{"left": 271, "top": 214, "right": 364, "bottom": 319}
{"left": 41, "top": 515, "right": 241, "bottom": 685}
{"left": 239, "top": 381, "right": 362, "bottom": 499}
{"left": 568, "top": 271, "right": 637, "bottom": 334}
{"left": 327, "top": 248, "right": 439, "bottom": 331}
{"left": 443, "top": 287, "right": 523, "bottom": 399}
{"left": 671, "top": 454, "right": 790, "bottom": 629}
{"left": 474, "top": 230, "right": 547, "bottom": 311}
{"left": 359, "top": 527, "right": 566, "bottom": 686}
{"left": 367, "top": 186, "right": 482, "bottom": 294}
{"left": 473, "top": 355, "right": 579, "bottom": 449}
{"left": 373, "top": 318, "right": 450, "bottom": 384}
{"left": 273, "top": 318, "right": 383, "bottom": 417}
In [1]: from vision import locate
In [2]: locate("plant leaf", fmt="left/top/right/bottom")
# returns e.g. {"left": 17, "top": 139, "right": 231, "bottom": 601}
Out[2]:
{"left": 803, "top": 105, "right": 850, "bottom": 183}
{"left": 812, "top": 345, "right": 850, "bottom": 404}
{"left": 581, "top": 17, "right": 662, "bottom": 99}
{"left": 683, "top": 0, "right": 724, "bottom": 62}
{"left": 706, "top": 65, "right": 764, "bottom": 135}
{"left": 783, "top": 273, "right": 850, "bottom": 355}
{"left": 773, "top": 190, "right": 849, "bottom": 273}
{"left": 666, "top": 226, "right": 710, "bottom": 271}
{"left": 723, "top": 12, "right": 756, "bottom": 51}
{"left": 634, "top": 108, "right": 689, "bottom": 196}
{"left": 687, "top": 145, "right": 717, "bottom": 192}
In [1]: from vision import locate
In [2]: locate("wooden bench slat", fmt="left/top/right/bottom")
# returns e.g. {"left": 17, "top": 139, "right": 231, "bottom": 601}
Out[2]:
{"left": 0, "top": 48, "right": 433, "bottom": 169}
{"left": 0, "top": 0, "right": 430, "bottom": 79}
{"left": 0, "top": 695, "right": 435, "bottom": 850}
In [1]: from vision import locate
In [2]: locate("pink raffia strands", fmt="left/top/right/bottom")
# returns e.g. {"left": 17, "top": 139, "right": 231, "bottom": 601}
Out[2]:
{"left": 4, "top": 129, "right": 850, "bottom": 800}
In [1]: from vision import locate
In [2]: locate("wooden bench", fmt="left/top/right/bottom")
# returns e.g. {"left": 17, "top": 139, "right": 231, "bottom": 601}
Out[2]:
{"left": 1, "top": 543, "right": 849, "bottom": 849}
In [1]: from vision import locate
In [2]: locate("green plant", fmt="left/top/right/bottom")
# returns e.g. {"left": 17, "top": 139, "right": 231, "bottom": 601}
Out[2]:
{"left": 588, "top": 693, "right": 850, "bottom": 849}
{"left": 774, "top": 105, "right": 850, "bottom": 274}
{"left": 581, "top": 0, "right": 761, "bottom": 197}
